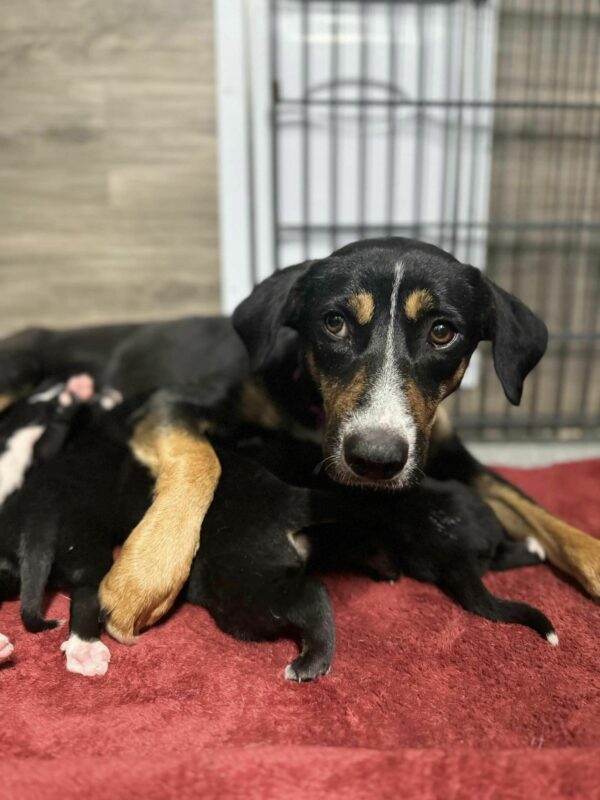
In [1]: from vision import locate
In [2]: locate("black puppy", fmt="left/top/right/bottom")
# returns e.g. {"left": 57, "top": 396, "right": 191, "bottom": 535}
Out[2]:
{"left": 0, "top": 389, "right": 339, "bottom": 679}
{"left": 233, "top": 432, "right": 558, "bottom": 648}
{"left": 185, "top": 458, "right": 556, "bottom": 686}
{"left": 0, "top": 375, "right": 96, "bottom": 507}
{"left": 0, "top": 380, "right": 148, "bottom": 674}
{"left": 310, "top": 482, "right": 557, "bottom": 645}
{"left": 185, "top": 444, "right": 339, "bottom": 682}
{"left": 0, "top": 375, "right": 99, "bottom": 664}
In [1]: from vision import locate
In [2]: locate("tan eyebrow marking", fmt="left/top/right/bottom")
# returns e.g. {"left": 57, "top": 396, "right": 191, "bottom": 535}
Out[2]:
{"left": 404, "top": 289, "right": 434, "bottom": 321}
{"left": 348, "top": 292, "right": 375, "bottom": 325}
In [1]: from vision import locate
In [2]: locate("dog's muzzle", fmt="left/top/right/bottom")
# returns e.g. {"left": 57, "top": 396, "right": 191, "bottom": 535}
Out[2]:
{"left": 343, "top": 428, "right": 409, "bottom": 482}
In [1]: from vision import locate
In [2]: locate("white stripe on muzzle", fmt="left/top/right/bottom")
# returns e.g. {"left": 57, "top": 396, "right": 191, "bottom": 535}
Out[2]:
{"left": 339, "top": 261, "right": 418, "bottom": 472}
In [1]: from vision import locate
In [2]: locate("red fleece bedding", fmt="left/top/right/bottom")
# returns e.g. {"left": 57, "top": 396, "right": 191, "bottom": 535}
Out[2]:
{"left": 1, "top": 460, "right": 599, "bottom": 800}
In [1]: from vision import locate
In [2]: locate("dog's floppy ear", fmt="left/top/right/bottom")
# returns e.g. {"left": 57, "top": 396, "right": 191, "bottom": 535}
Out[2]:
{"left": 233, "top": 260, "right": 316, "bottom": 370}
{"left": 480, "top": 275, "right": 548, "bottom": 405}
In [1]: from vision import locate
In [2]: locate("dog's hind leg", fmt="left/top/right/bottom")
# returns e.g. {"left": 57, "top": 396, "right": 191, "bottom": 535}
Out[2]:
{"left": 19, "top": 521, "right": 62, "bottom": 633}
{"left": 283, "top": 577, "right": 335, "bottom": 682}
{"left": 0, "top": 558, "right": 19, "bottom": 599}
{"left": 439, "top": 567, "right": 557, "bottom": 645}
{"left": 428, "top": 408, "right": 600, "bottom": 599}
{"left": 61, "top": 585, "right": 110, "bottom": 677}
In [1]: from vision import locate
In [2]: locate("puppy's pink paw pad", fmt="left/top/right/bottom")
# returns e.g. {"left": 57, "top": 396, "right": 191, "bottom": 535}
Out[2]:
{"left": 0, "top": 633, "right": 14, "bottom": 662}
{"left": 65, "top": 374, "right": 95, "bottom": 402}
{"left": 61, "top": 635, "right": 110, "bottom": 677}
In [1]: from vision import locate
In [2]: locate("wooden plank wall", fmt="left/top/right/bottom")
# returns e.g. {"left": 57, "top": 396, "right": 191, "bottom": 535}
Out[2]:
{"left": 0, "top": 0, "right": 220, "bottom": 338}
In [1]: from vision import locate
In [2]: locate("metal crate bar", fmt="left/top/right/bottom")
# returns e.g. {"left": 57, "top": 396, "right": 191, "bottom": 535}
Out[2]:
{"left": 269, "top": 0, "right": 600, "bottom": 440}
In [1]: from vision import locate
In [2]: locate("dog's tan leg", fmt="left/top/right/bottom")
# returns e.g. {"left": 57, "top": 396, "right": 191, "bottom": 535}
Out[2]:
{"left": 0, "top": 384, "right": 35, "bottom": 413}
{"left": 429, "top": 408, "right": 600, "bottom": 599}
{"left": 0, "top": 393, "right": 17, "bottom": 413}
{"left": 99, "top": 412, "right": 221, "bottom": 642}
{"left": 474, "top": 473, "right": 600, "bottom": 598}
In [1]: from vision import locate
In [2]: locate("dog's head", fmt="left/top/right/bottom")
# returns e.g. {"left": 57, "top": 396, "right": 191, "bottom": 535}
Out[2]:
{"left": 233, "top": 238, "right": 547, "bottom": 489}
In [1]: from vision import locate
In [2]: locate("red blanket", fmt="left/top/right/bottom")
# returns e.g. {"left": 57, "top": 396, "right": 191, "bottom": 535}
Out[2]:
{"left": 1, "top": 460, "right": 599, "bottom": 799}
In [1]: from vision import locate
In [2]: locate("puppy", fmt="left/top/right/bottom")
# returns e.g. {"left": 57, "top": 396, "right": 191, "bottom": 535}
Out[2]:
{"left": 0, "top": 375, "right": 98, "bottom": 664}
{"left": 0, "top": 390, "right": 338, "bottom": 679}
{"left": 235, "top": 433, "right": 558, "bottom": 646}
{"left": 185, "top": 444, "right": 338, "bottom": 682}
{"left": 0, "top": 379, "right": 146, "bottom": 674}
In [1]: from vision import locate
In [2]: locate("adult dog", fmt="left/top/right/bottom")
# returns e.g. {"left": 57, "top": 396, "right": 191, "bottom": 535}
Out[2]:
{"left": 1, "top": 238, "right": 598, "bottom": 640}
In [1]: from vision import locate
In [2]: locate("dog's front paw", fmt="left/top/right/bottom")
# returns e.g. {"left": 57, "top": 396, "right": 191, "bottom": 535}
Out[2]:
{"left": 99, "top": 558, "right": 178, "bottom": 644}
{"left": 564, "top": 530, "right": 600, "bottom": 601}
{"left": 99, "top": 508, "right": 199, "bottom": 642}
{"left": 61, "top": 634, "right": 111, "bottom": 677}
{"left": 0, "top": 633, "right": 14, "bottom": 663}
{"left": 284, "top": 653, "right": 332, "bottom": 683}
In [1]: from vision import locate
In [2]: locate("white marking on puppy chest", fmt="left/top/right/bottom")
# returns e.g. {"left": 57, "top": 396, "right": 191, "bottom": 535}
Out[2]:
{"left": 0, "top": 424, "right": 45, "bottom": 504}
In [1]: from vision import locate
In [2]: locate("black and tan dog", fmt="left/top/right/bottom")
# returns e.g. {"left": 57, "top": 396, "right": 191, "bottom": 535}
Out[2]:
{"left": 0, "top": 238, "right": 598, "bottom": 641}
{"left": 0, "top": 385, "right": 555, "bottom": 680}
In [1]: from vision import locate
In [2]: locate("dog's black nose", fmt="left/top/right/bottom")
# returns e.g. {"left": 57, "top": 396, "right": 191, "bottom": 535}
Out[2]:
{"left": 343, "top": 429, "right": 409, "bottom": 482}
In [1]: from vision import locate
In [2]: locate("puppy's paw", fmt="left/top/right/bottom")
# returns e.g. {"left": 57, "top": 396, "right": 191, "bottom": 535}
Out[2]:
{"left": 61, "top": 634, "right": 111, "bottom": 677}
{"left": 22, "top": 615, "right": 64, "bottom": 634}
{"left": 0, "top": 633, "right": 14, "bottom": 663}
{"left": 285, "top": 653, "right": 332, "bottom": 683}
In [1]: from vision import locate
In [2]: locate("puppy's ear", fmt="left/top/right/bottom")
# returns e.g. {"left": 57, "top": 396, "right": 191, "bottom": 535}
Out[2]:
{"left": 232, "top": 261, "right": 316, "bottom": 370}
{"left": 480, "top": 275, "right": 548, "bottom": 405}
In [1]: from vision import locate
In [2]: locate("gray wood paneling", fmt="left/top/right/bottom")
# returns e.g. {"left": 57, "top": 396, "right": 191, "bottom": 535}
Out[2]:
{"left": 0, "top": 0, "right": 220, "bottom": 336}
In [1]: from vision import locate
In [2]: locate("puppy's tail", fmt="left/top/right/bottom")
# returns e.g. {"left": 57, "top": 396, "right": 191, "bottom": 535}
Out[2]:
{"left": 440, "top": 569, "right": 558, "bottom": 645}
{"left": 19, "top": 523, "right": 62, "bottom": 633}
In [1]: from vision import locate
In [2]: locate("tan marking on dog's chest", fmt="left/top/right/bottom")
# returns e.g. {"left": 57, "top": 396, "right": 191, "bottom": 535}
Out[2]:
{"left": 430, "top": 405, "right": 454, "bottom": 445}
{"left": 348, "top": 292, "right": 375, "bottom": 325}
{"left": 239, "top": 379, "right": 283, "bottom": 430}
{"left": 404, "top": 289, "right": 434, "bottom": 320}
{"left": 473, "top": 472, "right": 600, "bottom": 598}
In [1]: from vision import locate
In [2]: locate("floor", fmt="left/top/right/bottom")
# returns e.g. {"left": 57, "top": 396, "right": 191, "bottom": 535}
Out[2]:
{"left": 468, "top": 439, "right": 600, "bottom": 467}
{"left": 0, "top": 0, "right": 220, "bottom": 337}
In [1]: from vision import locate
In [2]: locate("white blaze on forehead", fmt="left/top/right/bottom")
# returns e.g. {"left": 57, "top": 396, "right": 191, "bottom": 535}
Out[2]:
{"left": 341, "top": 260, "right": 417, "bottom": 453}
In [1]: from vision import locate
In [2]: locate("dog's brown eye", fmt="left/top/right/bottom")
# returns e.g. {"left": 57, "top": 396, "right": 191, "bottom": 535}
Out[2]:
{"left": 323, "top": 312, "right": 348, "bottom": 338}
{"left": 429, "top": 321, "right": 457, "bottom": 348}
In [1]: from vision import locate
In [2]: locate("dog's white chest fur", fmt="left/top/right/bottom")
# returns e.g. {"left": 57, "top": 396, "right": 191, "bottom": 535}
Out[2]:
{"left": 0, "top": 424, "right": 45, "bottom": 504}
